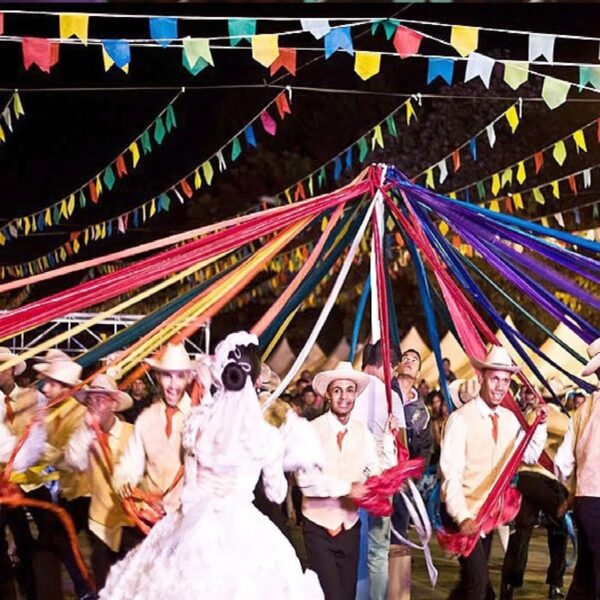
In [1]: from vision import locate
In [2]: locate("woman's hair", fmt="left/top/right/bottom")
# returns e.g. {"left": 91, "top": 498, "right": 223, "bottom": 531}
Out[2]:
{"left": 221, "top": 344, "right": 261, "bottom": 391}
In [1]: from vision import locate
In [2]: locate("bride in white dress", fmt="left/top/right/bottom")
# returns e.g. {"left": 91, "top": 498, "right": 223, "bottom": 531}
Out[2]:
{"left": 100, "top": 332, "right": 323, "bottom": 599}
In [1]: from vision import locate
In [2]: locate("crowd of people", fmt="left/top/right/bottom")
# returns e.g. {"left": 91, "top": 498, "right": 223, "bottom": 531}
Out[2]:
{"left": 0, "top": 332, "right": 599, "bottom": 600}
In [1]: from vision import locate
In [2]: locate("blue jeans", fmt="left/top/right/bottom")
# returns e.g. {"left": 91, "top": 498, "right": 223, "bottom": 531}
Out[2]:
{"left": 367, "top": 514, "right": 390, "bottom": 600}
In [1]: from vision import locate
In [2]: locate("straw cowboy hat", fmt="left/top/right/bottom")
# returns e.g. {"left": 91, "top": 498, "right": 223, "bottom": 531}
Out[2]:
{"left": 541, "top": 376, "right": 575, "bottom": 400}
{"left": 582, "top": 337, "right": 600, "bottom": 377}
{"left": 470, "top": 346, "right": 521, "bottom": 374}
{"left": 74, "top": 374, "right": 133, "bottom": 412}
{"left": 34, "top": 349, "right": 70, "bottom": 364}
{"left": 313, "top": 361, "right": 370, "bottom": 397}
{"left": 33, "top": 359, "right": 82, "bottom": 387}
{"left": 258, "top": 363, "right": 281, "bottom": 393}
{"left": 448, "top": 377, "right": 481, "bottom": 409}
{"left": 0, "top": 347, "right": 27, "bottom": 376}
{"left": 145, "top": 343, "right": 193, "bottom": 372}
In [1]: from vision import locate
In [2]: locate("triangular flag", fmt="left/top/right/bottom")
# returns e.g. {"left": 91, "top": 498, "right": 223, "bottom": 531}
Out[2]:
{"left": 324, "top": 27, "right": 354, "bottom": 59}
{"left": 486, "top": 123, "right": 496, "bottom": 148}
{"left": 568, "top": 175, "right": 578, "bottom": 195}
{"left": 22, "top": 38, "right": 55, "bottom": 73}
{"left": 183, "top": 38, "right": 214, "bottom": 68}
{"left": 528, "top": 33, "right": 555, "bottom": 62}
{"left": 452, "top": 149, "right": 461, "bottom": 172}
{"left": 244, "top": 124, "right": 256, "bottom": 148}
{"left": 228, "top": 19, "right": 256, "bottom": 46}
{"left": 102, "top": 40, "right": 131, "bottom": 70}
{"left": 425, "top": 168, "right": 435, "bottom": 189}
{"left": 450, "top": 25, "right": 479, "bottom": 57}
{"left": 551, "top": 180, "right": 560, "bottom": 198}
{"left": 542, "top": 76, "right": 570, "bottom": 110}
{"left": 491, "top": 173, "right": 501, "bottom": 196}
{"left": 371, "top": 124, "right": 384, "bottom": 149}
{"left": 358, "top": 137, "right": 369, "bottom": 162}
{"left": 469, "top": 138, "right": 477, "bottom": 161}
{"left": 13, "top": 92, "right": 24, "bottom": 118}
{"left": 438, "top": 159, "right": 448, "bottom": 184}
{"left": 516, "top": 161, "right": 526, "bottom": 184}
{"left": 354, "top": 51, "right": 381, "bottom": 80}
{"left": 552, "top": 141, "right": 567, "bottom": 165}
{"left": 583, "top": 169, "right": 592, "bottom": 189}
{"left": 116, "top": 154, "right": 127, "bottom": 177}
{"left": 505, "top": 106, "right": 520, "bottom": 133}
{"left": 231, "top": 137, "right": 242, "bottom": 161}
{"left": 405, "top": 100, "right": 416, "bottom": 125}
{"left": 300, "top": 19, "right": 330, "bottom": 40}
{"left": 251, "top": 34, "right": 279, "bottom": 68}
{"left": 154, "top": 116, "right": 166, "bottom": 144}
{"left": 165, "top": 105, "right": 176, "bottom": 132}
{"left": 427, "top": 58, "right": 454, "bottom": 85}
{"left": 60, "top": 14, "right": 89, "bottom": 45}
{"left": 392, "top": 26, "right": 423, "bottom": 59}
{"left": 202, "top": 161, "right": 214, "bottom": 185}
{"left": 193, "top": 169, "right": 202, "bottom": 190}
{"left": 573, "top": 129, "right": 587, "bottom": 153}
{"left": 129, "top": 142, "right": 140, "bottom": 167}
{"left": 182, "top": 51, "right": 210, "bottom": 76}
{"left": 150, "top": 17, "right": 178, "bottom": 48}
{"left": 464, "top": 52, "right": 495, "bottom": 88}
{"left": 275, "top": 92, "right": 291, "bottom": 119}
{"left": 532, "top": 187, "right": 545, "bottom": 205}
{"left": 512, "top": 193, "right": 524, "bottom": 209}
{"left": 260, "top": 110, "right": 277, "bottom": 136}
{"left": 216, "top": 150, "right": 226, "bottom": 172}
{"left": 371, "top": 19, "right": 397, "bottom": 40}
{"left": 270, "top": 48, "right": 297, "bottom": 76}
{"left": 385, "top": 115, "right": 397, "bottom": 137}
{"left": 534, "top": 151, "right": 544, "bottom": 174}
{"left": 503, "top": 61, "right": 529, "bottom": 90}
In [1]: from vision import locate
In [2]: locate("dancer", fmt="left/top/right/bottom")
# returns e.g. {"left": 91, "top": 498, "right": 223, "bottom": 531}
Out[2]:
{"left": 100, "top": 331, "right": 323, "bottom": 599}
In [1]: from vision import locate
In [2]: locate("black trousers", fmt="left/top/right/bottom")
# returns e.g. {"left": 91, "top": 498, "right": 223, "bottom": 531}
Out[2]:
{"left": 302, "top": 518, "right": 360, "bottom": 600}
{"left": 502, "top": 472, "right": 568, "bottom": 588}
{"left": 567, "top": 497, "right": 600, "bottom": 600}
{"left": 90, "top": 527, "right": 144, "bottom": 591}
{"left": 448, "top": 533, "right": 496, "bottom": 600}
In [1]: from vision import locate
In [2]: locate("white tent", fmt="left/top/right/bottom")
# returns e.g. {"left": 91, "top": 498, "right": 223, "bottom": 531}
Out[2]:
{"left": 420, "top": 331, "right": 471, "bottom": 387}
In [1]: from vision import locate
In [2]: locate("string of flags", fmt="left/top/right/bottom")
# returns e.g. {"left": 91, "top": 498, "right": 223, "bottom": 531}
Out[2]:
{"left": 0, "top": 89, "right": 292, "bottom": 280}
{"left": 0, "top": 90, "right": 181, "bottom": 246}
{"left": 0, "top": 91, "right": 25, "bottom": 144}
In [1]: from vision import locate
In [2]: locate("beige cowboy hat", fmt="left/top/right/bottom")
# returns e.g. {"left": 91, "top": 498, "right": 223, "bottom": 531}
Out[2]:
{"left": 145, "top": 343, "right": 192, "bottom": 372}
{"left": 470, "top": 346, "right": 521, "bottom": 374}
{"left": 448, "top": 377, "right": 481, "bottom": 409}
{"left": 541, "top": 376, "right": 575, "bottom": 400}
{"left": 313, "top": 361, "right": 370, "bottom": 397}
{"left": 582, "top": 338, "right": 600, "bottom": 377}
{"left": 74, "top": 374, "right": 133, "bottom": 412}
{"left": 0, "top": 347, "right": 27, "bottom": 376}
{"left": 33, "top": 349, "right": 71, "bottom": 365}
{"left": 33, "top": 359, "right": 82, "bottom": 387}
{"left": 258, "top": 363, "right": 281, "bottom": 393}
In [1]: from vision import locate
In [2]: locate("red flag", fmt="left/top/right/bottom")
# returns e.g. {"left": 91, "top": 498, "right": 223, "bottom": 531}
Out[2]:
{"left": 116, "top": 154, "right": 128, "bottom": 178}
{"left": 180, "top": 178, "right": 193, "bottom": 199}
{"left": 88, "top": 181, "right": 98, "bottom": 204}
{"left": 534, "top": 151, "right": 544, "bottom": 175}
{"left": 294, "top": 182, "right": 306, "bottom": 202}
{"left": 275, "top": 92, "right": 291, "bottom": 120}
{"left": 452, "top": 150, "right": 461, "bottom": 173}
{"left": 504, "top": 196, "right": 514, "bottom": 214}
{"left": 269, "top": 48, "right": 297, "bottom": 77}
{"left": 0, "top": 14, "right": 5, "bottom": 36}
{"left": 22, "top": 38, "right": 53, "bottom": 73}
{"left": 568, "top": 175, "right": 578, "bottom": 195}
{"left": 392, "top": 26, "right": 423, "bottom": 59}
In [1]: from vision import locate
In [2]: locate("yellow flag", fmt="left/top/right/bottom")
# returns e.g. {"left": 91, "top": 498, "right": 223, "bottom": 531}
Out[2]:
{"left": 73, "top": 238, "right": 80, "bottom": 254}
{"left": 450, "top": 26, "right": 479, "bottom": 57}
{"left": 45, "top": 209, "right": 52, "bottom": 226}
{"left": 501, "top": 168, "right": 513, "bottom": 188}
{"left": 60, "top": 199, "right": 68, "bottom": 219}
{"left": 129, "top": 142, "right": 140, "bottom": 167}
{"left": 448, "top": 192, "right": 457, "bottom": 199}
{"left": 553, "top": 141, "right": 567, "bottom": 165}
{"left": 60, "top": 14, "right": 89, "bottom": 45}
{"left": 505, "top": 106, "right": 519, "bottom": 133}
{"left": 541, "top": 217, "right": 550, "bottom": 227}
{"left": 95, "top": 177, "right": 102, "bottom": 197}
{"left": 202, "top": 161, "right": 214, "bottom": 185}
{"left": 251, "top": 34, "right": 279, "bottom": 68}
{"left": 13, "top": 92, "right": 24, "bottom": 118}
{"left": 573, "top": 129, "right": 587, "bottom": 153}
{"left": 489, "top": 200, "right": 500, "bottom": 212}
{"left": 551, "top": 180, "right": 560, "bottom": 198}
{"left": 354, "top": 51, "right": 381, "bottom": 81}
{"left": 371, "top": 124, "right": 384, "bottom": 150}
{"left": 67, "top": 194, "right": 75, "bottom": 215}
{"left": 0, "top": 125, "right": 5, "bottom": 142}
{"left": 512, "top": 193, "right": 524, "bottom": 209}
{"left": 491, "top": 173, "right": 501, "bottom": 196}
{"left": 425, "top": 168, "right": 435, "bottom": 189}
{"left": 406, "top": 100, "right": 416, "bottom": 125}
{"left": 60, "top": 247, "right": 67, "bottom": 261}
{"left": 194, "top": 169, "right": 202, "bottom": 190}
{"left": 102, "top": 48, "right": 129, "bottom": 73}
{"left": 516, "top": 162, "right": 526, "bottom": 184}
{"left": 24, "top": 217, "right": 30, "bottom": 236}
{"left": 149, "top": 199, "right": 156, "bottom": 218}
{"left": 532, "top": 187, "right": 545, "bottom": 204}
{"left": 503, "top": 62, "right": 529, "bottom": 90}
{"left": 439, "top": 221, "right": 449, "bottom": 235}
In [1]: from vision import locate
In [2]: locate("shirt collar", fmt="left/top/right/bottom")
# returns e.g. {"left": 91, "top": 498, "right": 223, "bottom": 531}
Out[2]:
{"left": 475, "top": 396, "right": 498, "bottom": 418}
{"left": 1, "top": 384, "right": 21, "bottom": 403}
{"left": 326, "top": 410, "right": 349, "bottom": 435}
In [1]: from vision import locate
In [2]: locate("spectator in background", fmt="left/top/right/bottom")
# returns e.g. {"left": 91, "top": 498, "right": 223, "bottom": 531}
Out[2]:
{"left": 302, "top": 386, "right": 325, "bottom": 421}
{"left": 300, "top": 369, "right": 313, "bottom": 384}
{"left": 418, "top": 379, "right": 430, "bottom": 400}
{"left": 121, "top": 377, "right": 153, "bottom": 424}
{"left": 427, "top": 389, "right": 444, "bottom": 421}
{"left": 442, "top": 357, "right": 457, "bottom": 384}
{"left": 295, "top": 377, "right": 310, "bottom": 397}
{"left": 565, "top": 389, "right": 586, "bottom": 415}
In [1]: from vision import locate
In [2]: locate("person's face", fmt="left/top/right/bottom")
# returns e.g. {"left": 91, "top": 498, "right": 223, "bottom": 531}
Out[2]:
{"left": 296, "top": 380, "right": 308, "bottom": 394}
{"left": 0, "top": 366, "right": 15, "bottom": 389}
{"left": 480, "top": 369, "right": 512, "bottom": 408}
{"left": 300, "top": 371, "right": 312, "bottom": 382}
{"left": 88, "top": 392, "right": 117, "bottom": 421}
{"left": 522, "top": 389, "right": 537, "bottom": 410}
{"left": 432, "top": 394, "right": 442, "bottom": 413}
{"left": 573, "top": 394, "right": 586, "bottom": 410}
{"left": 328, "top": 379, "right": 357, "bottom": 420}
{"left": 41, "top": 378, "right": 70, "bottom": 401}
{"left": 131, "top": 379, "right": 146, "bottom": 398}
{"left": 443, "top": 359, "right": 451, "bottom": 374}
{"left": 157, "top": 370, "right": 190, "bottom": 407}
{"left": 303, "top": 391, "right": 317, "bottom": 406}
{"left": 399, "top": 352, "right": 420, "bottom": 380}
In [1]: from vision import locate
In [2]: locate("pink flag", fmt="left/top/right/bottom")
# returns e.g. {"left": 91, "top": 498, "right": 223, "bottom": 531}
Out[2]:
{"left": 22, "top": 38, "right": 59, "bottom": 73}
{"left": 260, "top": 110, "right": 277, "bottom": 136}
{"left": 392, "top": 26, "right": 423, "bottom": 59}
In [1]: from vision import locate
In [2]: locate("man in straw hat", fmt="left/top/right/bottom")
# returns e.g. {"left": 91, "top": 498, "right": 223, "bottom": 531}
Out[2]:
{"left": 440, "top": 346, "right": 548, "bottom": 600}
{"left": 501, "top": 377, "right": 570, "bottom": 600}
{"left": 0, "top": 346, "right": 46, "bottom": 600}
{"left": 555, "top": 337, "right": 600, "bottom": 599}
{"left": 65, "top": 374, "right": 142, "bottom": 589}
{"left": 113, "top": 343, "right": 197, "bottom": 516}
{"left": 33, "top": 355, "right": 95, "bottom": 600}
{"left": 296, "top": 361, "right": 397, "bottom": 600}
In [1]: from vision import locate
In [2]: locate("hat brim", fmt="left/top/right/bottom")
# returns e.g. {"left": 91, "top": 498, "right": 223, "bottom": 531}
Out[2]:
{"left": 74, "top": 388, "right": 133, "bottom": 412}
{"left": 448, "top": 379, "right": 466, "bottom": 409}
{"left": 313, "top": 370, "right": 370, "bottom": 397}
{"left": 582, "top": 354, "right": 600, "bottom": 377}
{"left": 0, "top": 357, "right": 26, "bottom": 376}
{"left": 33, "top": 363, "right": 81, "bottom": 388}
{"left": 470, "top": 357, "right": 521, "bottom": 373}
{"left": 144, "top": 357, "right": 192, "bottom": 372}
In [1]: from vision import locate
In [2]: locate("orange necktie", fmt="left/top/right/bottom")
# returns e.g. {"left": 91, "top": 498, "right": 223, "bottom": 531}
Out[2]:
{"left": 336, "top": 429, "right": 347, "bottom": 451}
{"left": 490, "top": 413, "right": 499, "bottom": 444}
{"left": 165, "top": 406, "right": 179, "bottom": 439}
{"left": 4, "top": 397, "right": 14, "bottom": 424}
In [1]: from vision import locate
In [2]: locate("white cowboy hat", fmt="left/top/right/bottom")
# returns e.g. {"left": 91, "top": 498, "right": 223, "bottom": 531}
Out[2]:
{"left": 258, "top": 363, "right": 281, "bottom": 393}
{"left": 470, "top": 346, "right": 521, "bottom": 374}
{"left": 145, "top": 343, "right": 192, "bottom": 372}
{"left": 74, "top": 374, "right": 133, "bottom": 412}
{"left": 313, "top": 361, "right": 370, "bottom": 397}
{"left": 448, "top": 377, "right": 481, "bottom": 409}
{"left": 33, "top": 359, "right": 82, "bottom": 387}
{"left": 582, "top": 338, "right": 600, "bottom": 377}
{"left": 34, "top": 349, "right": 71, "bottom": 364}
{"left": 541, "top": 376, "right": 575, "bottom": 400}
{"left": 0, "top": 347, "right": 26, "bottom": 376}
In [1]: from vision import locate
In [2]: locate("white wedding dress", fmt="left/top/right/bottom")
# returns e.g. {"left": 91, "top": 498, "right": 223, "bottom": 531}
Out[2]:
{"left": 100, "top": 375, "right": 323, "bottom": 600}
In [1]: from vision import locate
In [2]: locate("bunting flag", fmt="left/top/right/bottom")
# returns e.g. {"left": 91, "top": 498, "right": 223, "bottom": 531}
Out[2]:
{"left": 427, "top": 58, "right": 454, "bottom": 85}
{"left": 102, "top": 39, "right": 130, "bottom": 71}
{"left": 251, "top": 34, "right": 280, "bottom": 68}
{"left": 59, "top": 13, "right": 89, "bottom": 45}
{"left": 149, "top": 17, "right": 178, "bottom": 47}
{"left": 0, "top": 91, "right": 182, "bottom": 245}
{"left": 450, "top": 25, "right": 479, "bottom": 57}
{"left": 270, "top": 48, "right": 297, "bottom": 77}
{"left": 0, "top": 91, "right": 25, "bottom": 144}
{"left": 22, "top": 37, "right": 59, "bottom": 73}
{"left": 528, "top": 33, "right": 556, "bottom": 62}
{"left": 1, "top": 91, "right": 292, "bottom": 278}
{"left": 542, "top": 76, "right": 571, "bottom": 110}
{"left": 354, "top": 51, "right": 381, "bottom": 80}
{"left": 323, "top": 26, "right": 354, "bottom": 59}
{"left": 503, "top": 61, "right": 529, "bottom": 90}
{"left": 392, "top": 26, "right": 423, "bottom": 59}
{"left": 464, "top": 52, "right": 495, "bottom": 88}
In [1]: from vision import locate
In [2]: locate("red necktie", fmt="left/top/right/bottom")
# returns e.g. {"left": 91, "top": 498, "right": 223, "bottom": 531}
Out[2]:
{"left": 4, "top": 397, "right": 14, "bottom": 424}
{"left": 336, "top": 429, "right": 347, "bottom": 451}
{"left": 165, "top": 406, "right": 179, "bottom": 439}
{"left": 490, "top": 413, "right": 499, "bottom": 444}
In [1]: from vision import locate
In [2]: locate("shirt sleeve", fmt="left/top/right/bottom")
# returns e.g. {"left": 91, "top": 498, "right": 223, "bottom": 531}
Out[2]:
{"left": 440, "top": 412, "right": 471, "bottom": 525}
{"left": 521, "top": 420, "right": 548, "bottom": 465}
{"left": 260, "top": 427, "right": 288, "bottom": 505}
{"left": 64, "top": 424, "right": 95, "bottom": 472}
{"left": 113, "top": 416, "right": 146, "bottom": 489}
{"left": 554, "top": 418, "right": 576, "bottom": 483}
